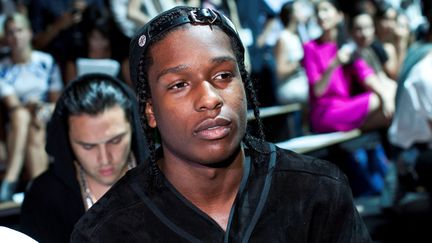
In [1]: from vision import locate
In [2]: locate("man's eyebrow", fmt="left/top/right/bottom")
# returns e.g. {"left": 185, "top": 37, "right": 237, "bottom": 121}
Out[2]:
{"left": 156, "top": 56, "right": 237, "bottom": 80}
{"left": 73, "top": 132, "right": 128, "bottom": 146}
{"left": 157, "top": 64, "right": 189, "bottom": 81}
{"left": 211, "top": 56, "right": 237, "bottom": 64}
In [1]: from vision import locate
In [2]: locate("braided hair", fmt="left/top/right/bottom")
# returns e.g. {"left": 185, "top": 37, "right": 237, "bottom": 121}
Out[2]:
{"left": 134, "top": 7, "right": 265, "bottom": 190}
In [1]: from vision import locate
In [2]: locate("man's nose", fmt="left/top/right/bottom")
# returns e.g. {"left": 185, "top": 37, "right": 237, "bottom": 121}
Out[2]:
{"left": 195, "top": 81, "right": 223, "bottom": 112}
{"left": 98, "top": 145, "right": 110, "bottom": 165}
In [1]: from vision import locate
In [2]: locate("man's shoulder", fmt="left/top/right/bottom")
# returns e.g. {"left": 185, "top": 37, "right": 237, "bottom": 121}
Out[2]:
{"left": 249, "top": 140, "right": 346, "bottom": 183}
{"left": 72, "top": 166, "right": 147, "bottom": 238}
{"left": 25, "top": 169, "right": 62, "bottom": 195}
{"left": 274, "top": 145, "right": 347, "bottom": 183}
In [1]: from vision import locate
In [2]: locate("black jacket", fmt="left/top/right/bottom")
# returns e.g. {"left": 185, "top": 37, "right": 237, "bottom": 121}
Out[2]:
{"left": 71, "top": 139, "right": 371, "bottom": 242}
{"left": 20, "top": 79, "right": 148, "bottom": 243}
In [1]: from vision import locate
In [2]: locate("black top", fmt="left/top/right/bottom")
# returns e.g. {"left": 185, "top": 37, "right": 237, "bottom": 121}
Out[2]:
{"left": 71, "top": 140, "right": 371, "bottom": 242}
{"left": 19, "top": 78, "right": 149, "bottom": 243}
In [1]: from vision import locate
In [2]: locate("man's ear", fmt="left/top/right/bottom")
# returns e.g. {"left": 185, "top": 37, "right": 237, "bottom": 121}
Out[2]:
{"left": 145, "top": 100, "right": 157, "bottom": 128}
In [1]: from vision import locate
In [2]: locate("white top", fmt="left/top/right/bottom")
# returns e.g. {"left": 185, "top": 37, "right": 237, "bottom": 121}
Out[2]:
{"left": 0, "top": 50, "right": 63, "bottom": 103}
{"left": 388, "top": 53, "right": 432, "bottom": 149}
{"left": 0, "top": 226, "right": 38, "bottom": 243}
{"left": 76, "top": 58, "right": 120, "bottom": 77}
{"left": 109, "top": 0, "right": 176, "bottom": 38}
{"left": 278, "top": 29, "right": 304, "bottom": 62}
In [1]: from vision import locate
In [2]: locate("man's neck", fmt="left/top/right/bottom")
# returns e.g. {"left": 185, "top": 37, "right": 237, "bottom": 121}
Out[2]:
{"left": 86, "top": 177, "right": 111, "bottom": 201}
{"left": 11, "top": 46, "right": 31, "bottom": 64}
{"left": 159, "top": 148, "right": 245, "bottom": 230}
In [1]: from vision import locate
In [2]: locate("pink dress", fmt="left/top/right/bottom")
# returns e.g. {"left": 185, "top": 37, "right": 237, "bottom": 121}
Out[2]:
{"left": 302, "top": 40, "right": 374, "bottom": 133}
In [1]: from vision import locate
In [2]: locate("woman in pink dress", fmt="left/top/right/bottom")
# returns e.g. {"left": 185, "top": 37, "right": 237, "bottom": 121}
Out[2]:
{"left": 302, "top": 0, "right": 395, "bottom": 133}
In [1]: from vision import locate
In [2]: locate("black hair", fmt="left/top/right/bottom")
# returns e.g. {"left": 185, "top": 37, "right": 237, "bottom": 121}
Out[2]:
{"left": 316, "top": 0, "right": 342, "bottom": 11}
{"left": 347, "top": 3, "right": 372, "bottom": 30}
{"left": 315, "top": 0, "right": 350, "bottom": 48}
{"left": 133, "top": 7, "right": 265, "bottom": 190}
{"left": 279, "top": 1, "right": 294, "bottom": 27}
{"left": 78, "top": 5, "right": 130, "bottom": 62}
{"left": 61, "top": 73, "right": 133, "bottom": 123}
{"left": 421, "top": 0, "right": 432, "bottom": 25}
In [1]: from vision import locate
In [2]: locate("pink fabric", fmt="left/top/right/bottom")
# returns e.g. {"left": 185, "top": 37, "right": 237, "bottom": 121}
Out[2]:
{"left": 302, "top": 40, "right": 374, "bottom": 133}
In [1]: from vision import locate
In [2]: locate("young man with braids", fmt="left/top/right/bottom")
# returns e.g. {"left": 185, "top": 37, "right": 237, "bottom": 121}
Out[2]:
{"left": 72, "top": 6, "right": 371, "bottom": 242}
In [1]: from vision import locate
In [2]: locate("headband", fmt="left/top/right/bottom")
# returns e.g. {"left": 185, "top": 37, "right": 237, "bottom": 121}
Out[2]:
{"left": 129, "top": 6, "right": 245, "bottom": 86}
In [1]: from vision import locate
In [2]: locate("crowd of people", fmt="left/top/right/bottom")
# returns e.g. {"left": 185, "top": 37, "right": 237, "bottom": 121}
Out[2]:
{"left": 0, "top": 0, "right": 430, "bottom": 242}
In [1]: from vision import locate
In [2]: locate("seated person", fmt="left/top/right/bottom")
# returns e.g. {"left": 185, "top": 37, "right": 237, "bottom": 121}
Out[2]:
{"left": 388, "top": 0, "right": 432, "bottom": 205}
{"left": 64, "top": 6, "right": 131, "bottom": 85}
{"left": 0, "top": 13, "right": 63, "bottom": 201}
{"left": 302, "top": 0, "right": 396, "bottom": 133}
{"left": 302, "top": 0, "right": 395, "bottom": 197}
{"left": 71, "top": 6, "right": 371, "bottom": 242}
{"left": 274, "top": 1, "right": 309, "bottom": 105}
{"left": 20, "top": 73, "right": 149, "bottom": 243}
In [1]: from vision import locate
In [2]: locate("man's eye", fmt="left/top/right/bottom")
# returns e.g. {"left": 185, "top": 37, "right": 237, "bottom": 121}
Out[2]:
{"left": 110, "top": 137, "right": 121, "bottom": 144}
{"left": 214, "top": 72, "right": 233, "bottom": 80}
{"left": 168, "top": 81, "right": 189, "bottom": 90}
{"left": 82, "top": 144, "right": 94, "bottom": 150}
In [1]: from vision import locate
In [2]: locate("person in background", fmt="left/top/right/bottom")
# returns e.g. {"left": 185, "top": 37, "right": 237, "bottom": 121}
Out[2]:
{"left": 0, "top": 13, "right": 63, "bottom": 202}
{"left": 302, "top": 0, "right": 396, "bottom": 134}
{"left": 20, "top": 73, "right": 148, "bottom": 243}
{"left": 302, "top": 0, "right": 396, "bottom": 197}
{"left": 0, "top": 0, "right": 28, "bottom": 56}
{"left": 387, "top": 0, "right": 432, "bottom": 211}
{"left": 236, "top": 0, "right": 279, "bottom": 107}
{"left": 274, "top": 1, "right": 309, "bottom": 105}
{"left": 374, "top": 1, "right": 411, "bottom": 80}
{"left": 64, "top": 6, "right": 132, "bottom": 85}
{"left": 27, "top": 0, "right": 106, "bottom": 81}
{"left": 109, "top": 0, "right": 177, "bottom": 39}
{"left": 349, "top": 5, "right": 396, "bottom": 84}
{"left": 71, "top": 6, "right": 371, "bottom": 242}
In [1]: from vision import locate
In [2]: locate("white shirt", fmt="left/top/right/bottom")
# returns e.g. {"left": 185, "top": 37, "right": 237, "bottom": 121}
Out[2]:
{"left": 0, "top": 226, "right": 38, "bottom": 243}
{"left": 388, "top": 53, "right": 432, "bottom": 149}
{"left": 0, "top": 50, "right": 63, "bottom": 103}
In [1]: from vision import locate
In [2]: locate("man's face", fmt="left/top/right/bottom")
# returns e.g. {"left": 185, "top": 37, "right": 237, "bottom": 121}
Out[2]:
{"left": 69, "top": 105, "right": 132, "bottom": 186}
{"left": 145, "top": 25, "right": 247, "bottom": 166}
{"left": 5, "top": 19, "right": 32, "bottom": 50}
{"left": 352, "top": 13, "right": 375, "bottom": 47}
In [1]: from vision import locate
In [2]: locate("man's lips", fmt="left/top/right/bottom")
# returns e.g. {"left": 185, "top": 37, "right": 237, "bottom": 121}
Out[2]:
{"left": 194, "top": 117, "right": 232, "bottom": 140}
{"left": 99, "top": 167, "right": 114, "bottom": 177}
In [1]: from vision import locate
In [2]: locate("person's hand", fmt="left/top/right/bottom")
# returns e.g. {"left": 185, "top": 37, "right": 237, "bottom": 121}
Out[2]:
{"left": 379, "top": 80, "right": 396, "bottom": 118}
{"left": 54, "top": 11, "right": 82, "bottom": 31}
{"left": 381, "top": 95, "right": 394, "bottom": 118}
{"left": 337, "top": 43, "right": 356, "bottom": 65}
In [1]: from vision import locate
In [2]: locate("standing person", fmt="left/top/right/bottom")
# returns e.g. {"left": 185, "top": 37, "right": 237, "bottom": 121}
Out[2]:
{"left": 20, "top": 73, "right": 148, "bottom": 243}
{"left": 71, "top": 6, "right": 371, "bottom": 242}
{"left": 0, "top": 13, "right": 63, "bottom": 201}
